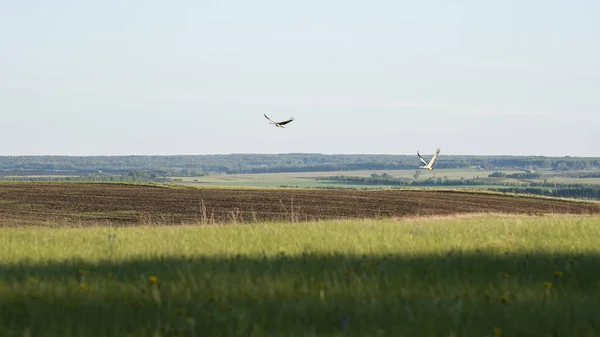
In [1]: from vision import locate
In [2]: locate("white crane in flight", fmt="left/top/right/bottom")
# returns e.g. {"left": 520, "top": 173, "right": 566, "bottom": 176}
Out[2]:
{"left": 417, "top": 148, "right": 441, "bottom": 171}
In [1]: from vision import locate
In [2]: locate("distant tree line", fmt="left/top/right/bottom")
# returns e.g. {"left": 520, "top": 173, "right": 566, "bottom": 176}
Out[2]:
{"left": 488, "top": 172, "right": 543, "bottom": 179}
{"left": 318, "top": 174, "right": 600, "bottom": 200}
{"left": 0, "top": 170, "right": 172, "bottom": 183}
{"left": 488, "top": 186, "right": 600, "bottom": 200}
{"left": 1, "top": 154, "right": 599, "bottom": 176}
{"left": 320, "top": 175, "right": 495, "bottom": 187}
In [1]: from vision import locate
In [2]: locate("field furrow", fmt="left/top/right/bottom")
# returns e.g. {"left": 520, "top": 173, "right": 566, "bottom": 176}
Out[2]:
{"left": 0, "top": 183, "right": 599, "bottom": 226}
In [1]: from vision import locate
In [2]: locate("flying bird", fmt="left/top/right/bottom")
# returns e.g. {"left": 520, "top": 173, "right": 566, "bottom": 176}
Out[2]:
{"left": 264, "top": 114, "right": 295, "bottom": 128}
{"left": 417, "top": 148, "right": 441, "bottom": 171}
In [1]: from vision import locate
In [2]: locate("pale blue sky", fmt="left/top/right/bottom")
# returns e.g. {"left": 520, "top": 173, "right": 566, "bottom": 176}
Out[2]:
{"left": 1, "top": 0, "right": 598, "bottom": 156}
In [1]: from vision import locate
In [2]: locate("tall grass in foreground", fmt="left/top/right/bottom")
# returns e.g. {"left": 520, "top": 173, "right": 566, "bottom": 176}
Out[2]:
{"left": 1, "top": 214, "right": 600, "bottom": 337}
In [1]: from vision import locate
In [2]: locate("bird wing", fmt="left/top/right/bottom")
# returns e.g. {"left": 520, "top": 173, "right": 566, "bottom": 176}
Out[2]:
{"left": 278, "top": 117, "right": 295, "bottom": 125}
{"left": 417, "top": 151, "right": 428, "bottom": 165}
{"left": 264, "top": 114, "right": 276, "bottom": 123}
{"left": 428, "top": 148, "right": 441, "bottom": 166}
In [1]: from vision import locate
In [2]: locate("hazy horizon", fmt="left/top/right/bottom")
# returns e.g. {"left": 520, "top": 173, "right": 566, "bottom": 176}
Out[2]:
{"left": 0, "top": 151, "right": 596, "bottom": 159}
{"left": 2, "top": 1, "right": 599, "bottom": 157}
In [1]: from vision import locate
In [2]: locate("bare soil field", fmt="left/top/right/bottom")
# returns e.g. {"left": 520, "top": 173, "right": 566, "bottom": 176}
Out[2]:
{"left": 0, "top": 182, "right": 599, "bottom": 226}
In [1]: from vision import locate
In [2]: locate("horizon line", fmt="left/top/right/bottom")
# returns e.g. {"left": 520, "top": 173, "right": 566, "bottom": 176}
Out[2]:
{"left": 0, "top": 153, "right": 595, "bottom": 158}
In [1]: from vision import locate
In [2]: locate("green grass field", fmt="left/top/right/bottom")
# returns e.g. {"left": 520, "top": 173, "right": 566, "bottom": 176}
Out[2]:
{"left": 173, "top": 169, "right": 600, "bottom": 191}
{"left": 2, "top": 214, "right": 600, "bottom": 336}
{"left": 172, "top": 169, "right": 524, "bottom": 189}
{"left": 531, "top": 177, "right": 600, "bottom": 185}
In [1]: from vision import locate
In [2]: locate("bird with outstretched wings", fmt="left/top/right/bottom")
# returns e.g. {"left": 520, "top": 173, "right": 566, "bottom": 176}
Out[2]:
{"left": 417, "top": 148, "right": 441, "bottom": 171}
{"left": 264, "top": 114, "right": 295, "bottom": 128}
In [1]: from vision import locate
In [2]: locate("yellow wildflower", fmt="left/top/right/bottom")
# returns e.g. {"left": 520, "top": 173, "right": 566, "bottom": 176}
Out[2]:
{"left": 80, "top": 283, "right": 90, "bottom": 292}
{"left": 493, "top": 327, "right": 502, "bottom": 336}
{"left": 555, "top": 271, "right": 563, "bottom": 277}
{"left": 544, "top": 282, "right": 552, "bottom": 289}
{"left": 501, "top": 296, "right": 510, "bottom": 304}
{"left": 149, "top": 275, "right": 159, "bottom": 285}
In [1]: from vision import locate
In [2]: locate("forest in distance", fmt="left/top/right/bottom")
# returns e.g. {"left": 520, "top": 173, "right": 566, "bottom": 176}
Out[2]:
{"left": 1, "top": 153, "right": 599, "bottom": 176}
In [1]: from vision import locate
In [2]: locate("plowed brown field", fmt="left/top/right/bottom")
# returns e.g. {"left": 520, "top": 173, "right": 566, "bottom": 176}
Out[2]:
{"left": 0, "top": 182, "right": 598, "bottom": 226}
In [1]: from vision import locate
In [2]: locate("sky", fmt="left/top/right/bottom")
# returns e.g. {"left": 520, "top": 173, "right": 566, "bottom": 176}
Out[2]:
{"left": 1, "top": 0, "right": 599, "bottom": 157}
